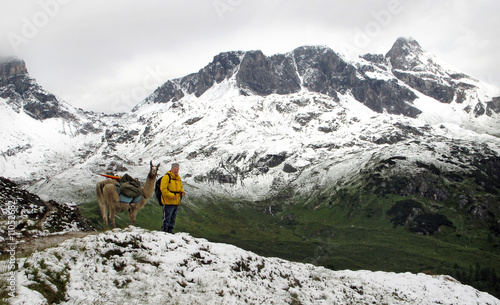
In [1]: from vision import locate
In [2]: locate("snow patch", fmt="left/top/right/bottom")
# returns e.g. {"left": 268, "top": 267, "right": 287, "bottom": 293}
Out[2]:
{"left": 9, "top": 227, "right": 500, "bottom": 305}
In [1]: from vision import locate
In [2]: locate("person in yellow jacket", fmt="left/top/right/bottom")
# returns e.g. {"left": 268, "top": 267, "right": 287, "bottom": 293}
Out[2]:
{"left": 160, "top": 163, "right": 185, "bottom": 233}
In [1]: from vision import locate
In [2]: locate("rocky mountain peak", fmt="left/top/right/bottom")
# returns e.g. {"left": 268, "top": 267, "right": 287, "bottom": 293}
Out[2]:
{"left": 0, "top": 57, "right": 30, "bottom": 95}
{"left": 181, "top": 50, "right": 244, "bottom": 97}
{"left": 0, "top": 57, "right": 28, "bottom": 82}
{"left": 135, "top": 50, "right": 245, "bottom": 107}
{"left": 385, "top": 36, "right": 450, "bottom": 76}
{"left": 383, "top": 37, "right": 498, "bottom": 110}
{"left": 0, "top": 57, "right": 80, "bottom": 121}
{"left": 385, "top": 37, "right": 423, "bottom": 70}
{"left": 139, "top": 43, "right": 422, "bottom": 117}
{"left": 210, "top": 50, "right": 244, "bottom": 82}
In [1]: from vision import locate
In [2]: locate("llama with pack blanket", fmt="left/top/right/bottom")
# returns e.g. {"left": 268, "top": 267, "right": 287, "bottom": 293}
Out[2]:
{"left": 96, "top": 161, "right": 160, "bottom": 228}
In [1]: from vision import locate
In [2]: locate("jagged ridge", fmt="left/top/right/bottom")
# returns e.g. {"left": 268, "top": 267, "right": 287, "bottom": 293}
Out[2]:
{"left": 136, "top": 37, "right": 500, "bottom": 121}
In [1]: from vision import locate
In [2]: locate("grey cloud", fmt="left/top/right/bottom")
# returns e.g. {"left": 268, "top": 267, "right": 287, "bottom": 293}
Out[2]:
{"left": 1, "top": 0, "right": 499, "bottom": 113}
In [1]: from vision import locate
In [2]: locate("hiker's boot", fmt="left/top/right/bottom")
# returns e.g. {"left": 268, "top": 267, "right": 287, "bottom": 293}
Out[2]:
{"left": 167, "top": 227, "right": 174, "bottom": 234}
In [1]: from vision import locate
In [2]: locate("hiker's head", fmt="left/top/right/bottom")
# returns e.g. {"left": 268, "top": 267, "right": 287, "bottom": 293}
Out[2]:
{"left": 171, "top": 163, "right": 180, "bottom": 174}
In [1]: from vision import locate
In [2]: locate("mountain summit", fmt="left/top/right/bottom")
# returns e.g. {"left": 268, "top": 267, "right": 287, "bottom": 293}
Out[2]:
{"left": 0, "top": 57, "right": 77, "bottom": 121}
{"left": 385, "top": 37, "right": 480, "bottom": 106}
{"left": 136, "top": 44, "right": 420, "bottom": 117}
{"left": 135, "top": 37, "right": 499, "bottom": 128}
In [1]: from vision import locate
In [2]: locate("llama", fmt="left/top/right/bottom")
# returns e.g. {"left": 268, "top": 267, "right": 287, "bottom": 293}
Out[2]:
{"left": 96, "top": 161, "right": 160, "bottom": 228}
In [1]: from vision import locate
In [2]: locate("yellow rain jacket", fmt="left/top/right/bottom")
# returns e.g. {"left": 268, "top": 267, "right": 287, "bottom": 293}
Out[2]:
{"left": 160, "top": 171, "right": 184, "bottom": 205}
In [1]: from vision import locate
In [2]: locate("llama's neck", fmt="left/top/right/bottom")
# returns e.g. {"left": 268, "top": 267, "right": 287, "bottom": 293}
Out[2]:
{"left": 142, "top": 172, "right": 156, "bottom": 199}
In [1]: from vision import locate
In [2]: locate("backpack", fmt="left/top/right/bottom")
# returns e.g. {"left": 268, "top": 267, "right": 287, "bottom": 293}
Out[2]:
{"left": 119, "top": 174, "right": 143, "bottom": 198}
{"left": 155, "top": 174, "right": 171, "bottom": 206}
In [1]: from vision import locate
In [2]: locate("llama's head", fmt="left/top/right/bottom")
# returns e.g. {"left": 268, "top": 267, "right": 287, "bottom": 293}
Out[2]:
{"left": 149, "top": 161, "right": 160, "bottom": 179}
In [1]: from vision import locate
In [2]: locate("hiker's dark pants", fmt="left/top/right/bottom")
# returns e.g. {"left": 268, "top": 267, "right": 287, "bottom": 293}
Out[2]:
{"left": 161, "top": 205, "right": 178, "bottom": 232}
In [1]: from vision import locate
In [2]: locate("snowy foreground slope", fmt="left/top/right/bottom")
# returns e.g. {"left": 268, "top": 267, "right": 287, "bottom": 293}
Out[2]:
{"left": 9, "top": 227, "right": 499, "bottom": 305}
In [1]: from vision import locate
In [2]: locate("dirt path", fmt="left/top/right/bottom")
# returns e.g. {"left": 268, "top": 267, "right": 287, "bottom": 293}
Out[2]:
{"left": 16, "top": 231, "right": 99, "bottom": 256}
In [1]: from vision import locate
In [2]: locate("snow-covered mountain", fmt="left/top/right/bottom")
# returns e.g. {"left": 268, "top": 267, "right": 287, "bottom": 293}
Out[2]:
{"left": 9, "top": 226, "right": 500, "bottom": 304}
{"left": 1, "top": 37, "right": 499, "bottom": 207}
{"left": 2, "top": 37, "right": 500, "bottom": 303}
{"left": 0, "top": 57, "right": 118, "bottom": 193}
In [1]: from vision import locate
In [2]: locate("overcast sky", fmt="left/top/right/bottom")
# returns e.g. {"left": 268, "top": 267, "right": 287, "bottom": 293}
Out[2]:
{"left": 1, "top": 0, "right": 499, "bottom": 113}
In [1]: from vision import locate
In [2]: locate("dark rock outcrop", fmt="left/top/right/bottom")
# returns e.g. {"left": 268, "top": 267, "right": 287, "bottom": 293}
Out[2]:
{"left": 237, "top": 50, "right": 277, "bottom": 95}
{"left": 151, "top": 80, "right": 185, "bottom": 104}
{"left": 293, "top": 45, "right": 420, "bottom": 117}
{"left": 141, "top": 37, "right": 500, "bottom": 120}
{"left": 385, "top": 37, "right": 474, "bottom": 105}
{"left": 385, "top": 37, "right": 424, "bottom": 71}
{"left": 386, "top": 199, "right": 454, "bottom": 235}
{"left": 0, "top": 57, "right": 29, "bottom": 92}
{"left": 0, "top": 176, "right": 93, "bottom": 254}
{"left": 0, "top": 57, "right": 78, "bottom": 120}
{"left": 181, "top": 51, "right": 244, "bottom": 97}
{"left": 141, "top": 51, "right": 244, "bottom": 105}
{"left": 236, "top": 51, "right": 301, "bottom": 95}
{"left": 487, "top": 96, "right": 500, "bottom": 114}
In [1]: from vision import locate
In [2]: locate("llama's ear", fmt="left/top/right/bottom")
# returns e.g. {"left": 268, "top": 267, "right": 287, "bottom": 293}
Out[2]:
{"left": 157, "top": 163, "right": 160, "bottom": 168}
{"left": 150, "top": 160, "right": 153, "bottom": 167}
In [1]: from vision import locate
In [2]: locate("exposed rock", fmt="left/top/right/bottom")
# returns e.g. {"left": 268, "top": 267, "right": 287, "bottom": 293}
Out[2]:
{"left": 258, "top": 153, "right": 287, "bottom": 168}
{"left": 385, "top": 37, "right": 476, "bottom": 105}
{"left": 0, "top": 57, "right": 29, "bottom": 91}
{"left": 237, "top": 50, "right": 277, "bottom": 95}
{"left": 184, "top": 116, "right": 204, "bottom": 125}
{"left": 283, "top": 164, "right": 298, "bottom": 173}
{"left": 292, "top": 45, "right": 420, "bottom": 117}
{"left": 386, "top": 199, "right": 454, "bottom": 235}
{"left": 151, "top": 80, "right": 185, "bottom": 103}
{"left": 236, "top": 51, "right": 302, "bottom": 95}
{"left": 486, "top": 96, "right": 500, "bottom": 114}
{"left": 391, "top": 70, "right": 455, "bottom": 103}
{"left": 270, "top": 53, "right": 302, "bottom": 94}
{"left": 360, "top": 53, "right": 388, "bottom": 71}
{"left": 197, "top": 169, "right": 237, "bottom": 185}
{"left": 350, "top": 77, "right": 420, "bottom": 117}
{"left": 295, "top": 112, "right": 321, "bottom": 126}
{"left": 471, "top": 156, "right": 500, "bottom": 194}
{"left": 469, "top": 204, "right": 491, "bottom": 220}
{"left": 0, "top": 57, "right": 79, "bottom": 121}
{"left": 292, "top": 45, "right": 346, "bottom": 98}
{"left": 182, "top": 51, "right": 244, "bottom": 97}
{"left": 23, "top": 92, "right": 65, "bottom": 120}
{"left": 385, "top": 37, "right": 424, "bottom": 71}
{"left": 0, "top": 176, "right": 93, "bottom": 254}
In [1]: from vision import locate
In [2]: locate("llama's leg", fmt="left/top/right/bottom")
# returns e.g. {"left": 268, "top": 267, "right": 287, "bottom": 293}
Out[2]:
{"left": 101, "top": 204, "right": 109, "bottom": 228}
{"left": 97, "top": 183, "right": 109, "bottom": 228}
{"left": 109, "top": 205, "right": 117, "bottom": 228}
{"left": 129, "top": 207, "right": 137, "bottom": 226}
